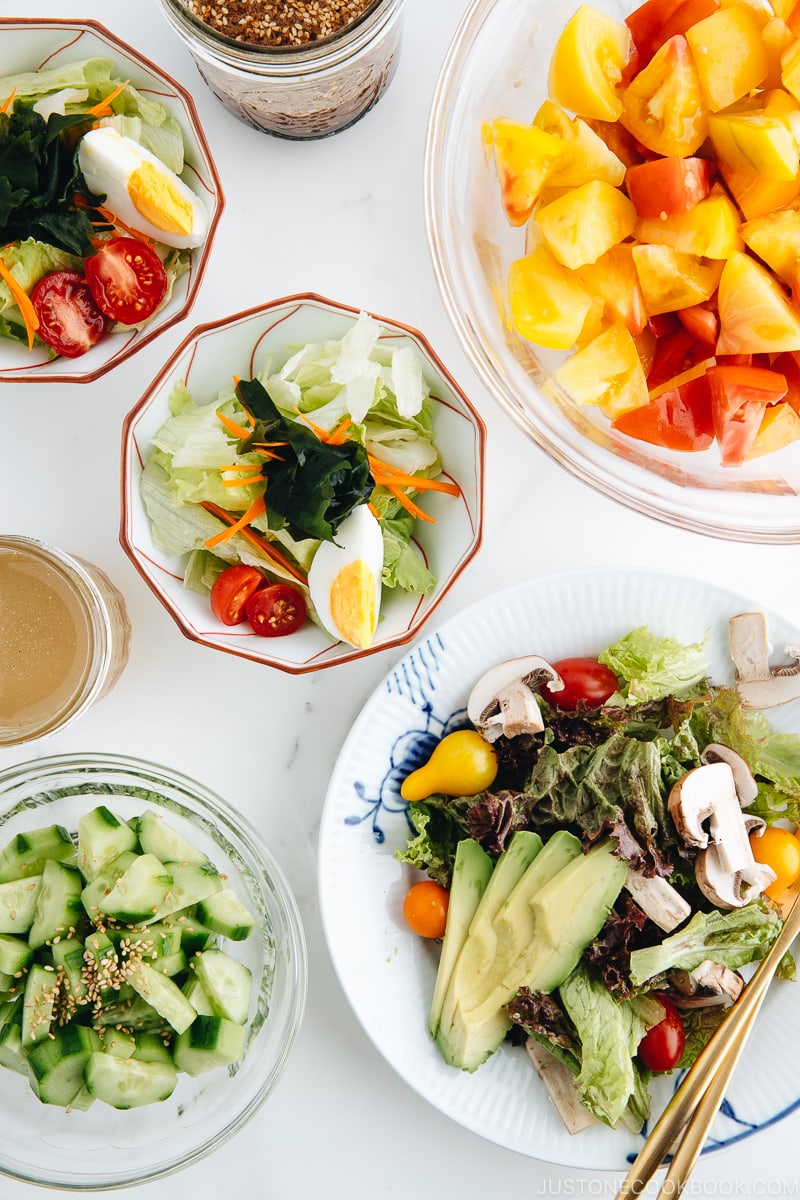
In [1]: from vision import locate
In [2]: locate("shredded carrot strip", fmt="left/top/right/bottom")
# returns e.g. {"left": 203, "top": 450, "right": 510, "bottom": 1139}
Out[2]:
{"left": 295, "top": 409, "right": 329, "bottom": 440}
{"left": 384, "top": 484, "right": 435, "bottom": 523}
{"left": 217, "top": 411, "right": 253, "bottom": 440}
{"left": 325, "top": 416, "right": 354, "bottom": 445}
{"left": 0, "top": 253, "right": 39, "bottom": 349}
{"left": 0, "top": 87, "right": 16, "bottom": 113}
{"left": 648, "top": 358, "right": 715, "bottom": 401}
{"left": 86, "top": 79, "right": 130, "bottom": 118}
{"left": 252, "top": 440, "right": 289, "bottom": 448}
{"left": 200, "top": 501, "right": 307, "bottom": 584}
{"left": 368, "top": 501, "right": 380, "bottom": 518}
{"left": 368, "top": 454, "right": 461, "bottom": 496}
{"left": 203, "top": 495, "right": 266, "bottom": 548}
{"left": 219, "top": 462, "right": 262, "bottom": 472}
{"left": 222, "top": 475, "right": 265, "bottom": 487}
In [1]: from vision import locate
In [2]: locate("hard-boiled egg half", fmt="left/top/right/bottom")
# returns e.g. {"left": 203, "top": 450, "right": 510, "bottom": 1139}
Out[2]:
{"left": 308, "top": 505, "right": 384, "bottom": 650}
{"left": 78, "top": 127, "right": 209, "bottom": 250}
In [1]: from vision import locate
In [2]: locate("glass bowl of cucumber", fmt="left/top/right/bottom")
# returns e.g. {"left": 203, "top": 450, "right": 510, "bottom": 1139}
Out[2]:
{"left": 0, "top": 752, "right": 307, "bottom": 1189}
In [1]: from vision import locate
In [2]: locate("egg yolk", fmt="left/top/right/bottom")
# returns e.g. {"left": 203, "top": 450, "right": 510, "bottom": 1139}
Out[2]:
{"left": 330, "top": 560, "right": 377, "bottom": 649}
{"left": 127, "top": 162, "right": 193, "bottom": 236}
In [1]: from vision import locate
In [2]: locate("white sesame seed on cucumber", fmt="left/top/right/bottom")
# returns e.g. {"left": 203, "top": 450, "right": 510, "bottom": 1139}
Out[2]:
{"left": 0, "top": 805, "right": 257, "bottom": 1109}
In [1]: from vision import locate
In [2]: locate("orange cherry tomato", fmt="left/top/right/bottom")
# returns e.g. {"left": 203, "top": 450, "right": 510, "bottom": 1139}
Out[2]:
{"left": 403, "top": 880, "right": 450, "bottom": 939}
{"left": 750, "top": 826, "right": 800, "bottom": 898}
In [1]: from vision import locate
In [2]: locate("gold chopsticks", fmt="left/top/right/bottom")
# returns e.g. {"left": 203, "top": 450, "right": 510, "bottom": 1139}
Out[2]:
{"left": 618, "top": 887, "right": 800, "bottom": 1200}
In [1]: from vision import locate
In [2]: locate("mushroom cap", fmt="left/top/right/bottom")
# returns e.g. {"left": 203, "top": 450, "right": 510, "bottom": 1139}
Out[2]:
{"left": 467, "top": 655, "right": 563, "bottom": 738}
{"left": 699, "top": 743, "right": 759, "bottom": 807}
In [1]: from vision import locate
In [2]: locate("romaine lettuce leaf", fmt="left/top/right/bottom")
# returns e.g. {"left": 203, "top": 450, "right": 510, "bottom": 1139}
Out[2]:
{"left": 599, "top": 626, "right": 709, "bottom": 704}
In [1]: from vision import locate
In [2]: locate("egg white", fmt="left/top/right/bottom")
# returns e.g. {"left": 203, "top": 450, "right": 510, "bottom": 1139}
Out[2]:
{"left": 308, "top": 505, "right": 384, "bottom": 650}
{"left": 78, "top": 127, "right": 209, "bottom": 250}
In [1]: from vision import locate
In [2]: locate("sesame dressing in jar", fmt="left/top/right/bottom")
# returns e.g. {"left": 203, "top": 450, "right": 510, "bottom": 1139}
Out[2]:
{"left": 0, "top": 536, "right": 131, "bottom": 746}
{"left": 157, "top": 0, "right": 404, "bottom": 138}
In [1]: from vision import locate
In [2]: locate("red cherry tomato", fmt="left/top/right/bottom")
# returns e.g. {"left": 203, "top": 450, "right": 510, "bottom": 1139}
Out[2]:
{"left": 638, "top": 996, "right": 685, "bottom": 1073}
{"left": 541, "top": 657, "right": 619, "bottom": 710}
{"left": 30, "top": 270, "right": 108, "bottom": 358}
{"left": 210, "top": 564, "right": 265, "bottom": 626}
{"left": 403, "top": 880, "right": 449, "bottom": 939}
{"left": 245, "top": 583, "right": 307, "bottom": 637}
{"left": 84, "top": 237, "right": 168, "bottom": 326}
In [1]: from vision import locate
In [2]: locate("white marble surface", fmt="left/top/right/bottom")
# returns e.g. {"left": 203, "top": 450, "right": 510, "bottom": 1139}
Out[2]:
{"left": 1, "top": 0, "right": 799, "bottom": 1195}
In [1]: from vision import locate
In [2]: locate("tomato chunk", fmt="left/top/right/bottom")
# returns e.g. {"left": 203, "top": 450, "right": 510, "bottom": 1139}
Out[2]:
{"left": 245, "top": 583, "right": 307, "bottom": 637}
{"left": 84, "top": 237, "right": 168, "bottom": 326}
{"left": 30, "top": 270, "right": 108, "bottom": 358}
{"left": 626, "top": 157, "right": 712, "bottom": 219}
{"left": 613, "top": 374, "right": 714, "bottom": 451}
{"left": 706, "top": 364, "right": 788, "bottom": 466}
{"left": 210, "top": 564, "right": 265, "bottom": 626}
{"left": 626, "top": 0, "right": 720, "bottom": 66}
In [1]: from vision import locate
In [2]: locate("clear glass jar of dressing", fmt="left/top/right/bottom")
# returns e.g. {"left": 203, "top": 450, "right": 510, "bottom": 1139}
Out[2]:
{"left": 0, "top": 536, "right": 131, "bottom": 747}
{"left": 157, "top": 0, "right": 404, "bottom": 139}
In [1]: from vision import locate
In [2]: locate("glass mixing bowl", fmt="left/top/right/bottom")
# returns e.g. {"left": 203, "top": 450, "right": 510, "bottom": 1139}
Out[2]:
{"left": 0, "top": 753, "right": 307, "bottom": 1189}
{"left": 425, "top": 0, "right": 800, "bottom": 543}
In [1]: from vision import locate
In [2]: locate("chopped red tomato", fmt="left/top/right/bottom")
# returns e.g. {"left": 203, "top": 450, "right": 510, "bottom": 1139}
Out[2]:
{"left": 613, "top": 374, "right": 714, "bottom": 451}
{"left": 706, "top": 364, "right": 788, "bottom": 466}
{"left": 770, "top": 352, "right": 800, "bottom": 414}
{"left": 30, "top": 270, "right": 108, "bottom": 358}
{"left": 626, "top": 156, "right": 712, "bottom": 218}
{"left": 676, "top": 303, "right": 719, "bottom": 347}
{"left": 84, "top": 237, "right": 168, "bottom": 326}
{"left": 626, "top": 0, "right": 720, "bottom": 66}
{"left": 646, "top": 327, "right": 707, "bottom": 388}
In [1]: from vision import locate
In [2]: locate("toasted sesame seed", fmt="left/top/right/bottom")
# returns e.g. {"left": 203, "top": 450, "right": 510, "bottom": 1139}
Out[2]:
{"left": 180, "top": 0, "right": 374, "bottom": 48}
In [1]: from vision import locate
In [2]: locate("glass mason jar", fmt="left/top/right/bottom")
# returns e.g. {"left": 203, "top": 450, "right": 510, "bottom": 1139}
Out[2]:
{"left": 0, "top": 536, "right": 132, "bottom": 747}
{"left": 157, "top": 0, "right": 404, "bottom": 139}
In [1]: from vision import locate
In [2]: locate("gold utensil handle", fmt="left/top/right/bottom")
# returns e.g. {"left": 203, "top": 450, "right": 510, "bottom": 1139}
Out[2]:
{"left": 617, "top": 889, "right": 800, "bottom": 1199}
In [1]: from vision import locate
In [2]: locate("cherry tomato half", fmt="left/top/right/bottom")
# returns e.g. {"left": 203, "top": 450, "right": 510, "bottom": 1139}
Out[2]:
{"left": 245, "top": 583, "right": 307, "bottom": 638}
{"left": 749, "top": 826, "right": 800, "bottom": 899}
{"left": 30, "top": 270, "right": 108, "bottom": 358}
{"left": 638, "top": 996, "right": 685, "bottom": 1073}
{"left": 541, "top": 657, "right": 619, "bottom": 710}
{"left": 210, "top": 564, "right": 265, "bottom": 627}
{"left": 403, "top": 880, "right": 449, "bottom": 939}
{"left": 84, "top": 237, "right": 168, "bottom": 326}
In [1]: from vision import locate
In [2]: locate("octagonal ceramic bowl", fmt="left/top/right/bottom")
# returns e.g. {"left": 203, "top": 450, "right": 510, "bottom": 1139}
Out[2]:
{"left": 0, "top": 19, "right": 223, "bottom": 383}
{"left": 120, "top": 293, "right": 485, "bottom": 674}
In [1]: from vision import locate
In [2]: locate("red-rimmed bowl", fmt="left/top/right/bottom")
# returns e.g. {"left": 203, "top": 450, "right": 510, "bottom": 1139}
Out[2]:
{"left": 0, "top": 19, "right": 223, "bottom": 384}
{"left": 120, "top": 293, "right": 485, "bottom": 674}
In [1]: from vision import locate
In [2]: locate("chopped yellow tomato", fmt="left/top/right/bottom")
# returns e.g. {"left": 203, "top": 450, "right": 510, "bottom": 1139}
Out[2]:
{"left": 631, "top": 244, "right": 724, "bottom": 315}
{"left": 685, "top": 4, "right": 769, "bottom": 110}
{"left": 485, "top": 118, "right": 564, "bottom": 226}
{"left": 577, "top": 243, "right": 647, "bottom": 336}
{"left": 761, "top": 19, "right": 796, "bottom": 89}
{"left": 716, "top": 157, "right": 800, "bottom": 218}
{"left": 532, "top": 100, "right": 626, "bottom": 187}
{"left": 620, "top": 35, "right": 709, "bottom": 156}
{"left": 634, "top": 191, "right": 744, "bottom": 259}
{"left": 740, "top": 208, "right": 800, "bottom": 285}
{"left": 548, "top": 4, "right": 632, "bottom": 122}
{"left": 552, "top": 323, "right": 649, "bottom": 419}
{"left": 708, "top": 110, "right": 799, "bottom": 180}
{"left": 508, "top": 245, "right": 594, "bottom": 350}
{"left": 533, "top": 179, "right": 636, "bottom": 270}
{"left": 745, "top": 401, "right": 800, "bottom": 458}
{"left": 716, "top": 251, "right": 800, "bottom": 354}
{"left": 781, "top": 34, "right": 800, "bottom": 102}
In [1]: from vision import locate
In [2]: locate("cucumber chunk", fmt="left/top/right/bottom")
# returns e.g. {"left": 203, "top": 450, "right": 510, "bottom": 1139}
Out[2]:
{"left": 85, "top": 1052, "right": 178, "bottom": 1109}
{"left": 128, "top": 961, "right": 196, "bottom": 1034}
{"left": 197, "top": 888, "right": 255, "bottom": 942}
{"left": 0, "top": 932, "right": 33, "bottom": 977}
{"left": 28, "top": 859, "right": 84, "bottom": 950}
{"left": 78, "top": 807, "right": 137, "bottom": 881}
{"left": 152, "top": 862, "right": 223, "bottom": 920}
{"left": 193, "top": 948, "right": 252, "bottom": 1025}
{"left": 80, "top": 851, "right": 138, "bottom": 921}
{"left": 0, "top": 875, "right": 42, "bottom": 935}
{"left": 135, "top": 810, "right": 209, "bottom": 867}
{"left": 173, "top": 1015, "right": 246, "bottom": 1077}
{"left": 0, "top": 825, "right": 74, "bottom": 884}
{"left": 27, "top": 1024, "right": 101, "bottom": 1106}
{"left": 21, "top": 963, "right": 58, "bottom": 1047}
{"left": 96, "top": 854, "right": 174, "bottom": 924}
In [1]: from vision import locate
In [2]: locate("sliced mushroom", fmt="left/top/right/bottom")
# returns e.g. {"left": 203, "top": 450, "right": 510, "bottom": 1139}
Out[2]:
{"left": 467, "top": 655, "right": 563, "bottom": 743}
{"left": 623, "top": 868, "right": 691, "bottom": 932}
{"left": 524, "top": 1038, "right": 596, "bottom": 1134}
{"left": 667, "top": 961, "right": 744, "bottom": 1008}
{"left": 700, "top": 744, "right": 759, "bottom": 807}
{"left": 669, "top": 761, "right": 776, "bottom": 909}
{"left": 729, "top": 611, "right": 800, "bottom": 708}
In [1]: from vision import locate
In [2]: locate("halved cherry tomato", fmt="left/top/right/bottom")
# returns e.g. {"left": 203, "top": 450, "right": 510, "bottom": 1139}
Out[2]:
{"left": 638, "top": 996, "right": 685, "bottom": 1072}
{"left": 706, "top": 364, "right": 789, "bottom": 466}
{"left": 541, "top": 657, "right": 619, "bottom": 710}
{"left": 210, "top": 564, "right": 265, "bottom": 626}
{"left": 245, "top": 583, "right": 307, "bottom": 637}
{"left": 403, "top": 880, "right": 449, "bottom": 939}
{"left": 626, "top": 156, "right": 712, "bottom": 219}
{"left": 84, "top": 237, "right": 168, "bottom": 326}
{"left": 750, "top": 826, "right": 800, "bottom": 898}
{"left": 30, "top": 270, "right": 108, "bottom": 358}
{"left": 613, "top": 374, "right": 714, "bottom": 451}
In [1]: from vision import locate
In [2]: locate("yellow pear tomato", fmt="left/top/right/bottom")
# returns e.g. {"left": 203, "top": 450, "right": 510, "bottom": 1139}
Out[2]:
{"left": 400, "top": 730, "right": 498, "bottom": 802}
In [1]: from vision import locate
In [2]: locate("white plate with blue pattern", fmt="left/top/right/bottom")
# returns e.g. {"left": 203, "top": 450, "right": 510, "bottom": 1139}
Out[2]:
{"left": 318, "top": 568, "right": 800, "bottom": 1169}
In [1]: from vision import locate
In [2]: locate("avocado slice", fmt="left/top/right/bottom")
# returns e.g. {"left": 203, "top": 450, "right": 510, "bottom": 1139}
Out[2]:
{"left": 428, "top": 839, "right": 493, "bottom": 1039}
{"left": 438, "top": 837, "right": 627, "bottom": 1073}
{"left": 436, "top": 830, "right": 543, "bottom": 1042}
